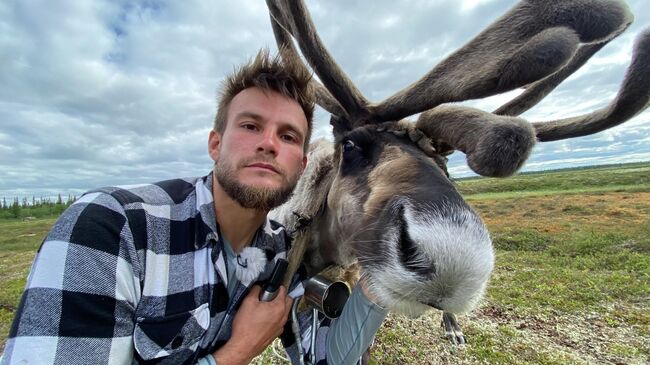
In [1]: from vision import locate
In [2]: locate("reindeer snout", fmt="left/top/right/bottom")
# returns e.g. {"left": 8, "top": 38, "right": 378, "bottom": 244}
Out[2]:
{"left": 391, "top": 197, "right": 494, "bottom": 313}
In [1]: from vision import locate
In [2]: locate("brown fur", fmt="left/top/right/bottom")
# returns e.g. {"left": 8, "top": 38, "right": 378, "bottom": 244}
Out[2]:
{"left": 494, "top": 40, "right": 610, "bottom": 116}
{"left": 363, "top": 146, "right": 420, "bottom": 215}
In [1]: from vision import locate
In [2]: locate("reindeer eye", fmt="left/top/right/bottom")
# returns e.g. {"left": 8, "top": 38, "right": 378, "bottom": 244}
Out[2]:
{"left": 343, "top": 139, "right": 356, "bottom": 152}
{"left": 340, "top": 138, "right": 370, "bottom": 175}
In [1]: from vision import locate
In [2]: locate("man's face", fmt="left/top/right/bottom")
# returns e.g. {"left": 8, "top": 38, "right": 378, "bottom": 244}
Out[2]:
{"left": 208, "top": 87, "right": 308, "bottom": 211}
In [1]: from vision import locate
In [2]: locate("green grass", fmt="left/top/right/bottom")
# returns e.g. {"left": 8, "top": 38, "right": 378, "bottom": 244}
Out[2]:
{"left": 488, "top": 226, "right": 650, "bottom": 328}
{"left": 456, "top": 162, "right": 650, "bottom": 198}
{"left": 2, "top": 163, "right": 650, "bottom": 363}
{"left": 462, "top": 183, "right": 650, "bottom": 200}
{"left": 0, "top": 218, "right": 54, "bottom": 351}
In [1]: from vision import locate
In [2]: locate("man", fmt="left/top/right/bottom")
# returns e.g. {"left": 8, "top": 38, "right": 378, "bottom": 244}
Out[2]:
{"left": 1, "top": 50, "right": 387, "bottom": 365}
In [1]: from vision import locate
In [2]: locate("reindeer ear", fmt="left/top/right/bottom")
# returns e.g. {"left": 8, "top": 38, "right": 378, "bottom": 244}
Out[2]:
{"left": 417, "top": 106, "right": 537, "bottom": 177}
{"left": 330, "top": 115, "right": 353, "bottom": 140}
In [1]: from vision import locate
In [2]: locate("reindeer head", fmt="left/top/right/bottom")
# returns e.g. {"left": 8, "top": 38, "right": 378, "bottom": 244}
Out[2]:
{"left": 315, "top": 121, "right": 495, "bottom": 314}
{"left": 267, "top": 0, "right": 649, "bottom": 316}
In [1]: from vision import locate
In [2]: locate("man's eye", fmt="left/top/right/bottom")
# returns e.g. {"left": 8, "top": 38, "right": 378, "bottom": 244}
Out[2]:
{"left": 281, "top": 134, "right": 298, "bottom": 143}
{"left": 242, "top": 123, "right": 257, "bottom": 131}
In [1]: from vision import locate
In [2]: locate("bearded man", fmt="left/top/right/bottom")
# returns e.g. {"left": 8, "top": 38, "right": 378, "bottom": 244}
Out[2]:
{"left": 1, "top": 50, "right": 387, "bottom": 365}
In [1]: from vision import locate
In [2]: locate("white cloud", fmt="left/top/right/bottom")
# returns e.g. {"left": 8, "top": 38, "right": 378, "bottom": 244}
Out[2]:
{"left": 460, "top": 0, "right": 499, "bottom": 12}
{"left": 1, "top": 0, "right": 649, "bottom": 198}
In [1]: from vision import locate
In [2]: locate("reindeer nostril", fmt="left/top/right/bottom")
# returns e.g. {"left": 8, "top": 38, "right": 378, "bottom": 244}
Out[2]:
{"left": 398, "top": 208, "right": 435, "bottom": 278}
{"left": 424, "top": 300, "right": 443, "bottom": 311}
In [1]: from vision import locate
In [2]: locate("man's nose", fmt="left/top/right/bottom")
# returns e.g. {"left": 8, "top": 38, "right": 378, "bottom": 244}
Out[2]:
{"left": 256, "top": 129, "right": 279, "bottom": 155}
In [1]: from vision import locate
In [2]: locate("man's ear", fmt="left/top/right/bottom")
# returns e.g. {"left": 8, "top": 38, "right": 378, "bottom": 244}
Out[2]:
{"left": 208, "top": 130, "right": 221, "bottom": 162}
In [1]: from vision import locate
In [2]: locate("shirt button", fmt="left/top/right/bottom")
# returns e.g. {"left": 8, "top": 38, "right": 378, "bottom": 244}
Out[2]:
{"left": 171, "top": 335, "right": 184, "bottom": 349}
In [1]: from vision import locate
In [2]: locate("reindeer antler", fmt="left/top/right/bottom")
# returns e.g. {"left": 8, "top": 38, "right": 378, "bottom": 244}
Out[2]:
{"left": 266, "top": 0, "right": 346, "bottom": 118}
{"left": 417, "top": 26, "right": 650, "bottom": 176}
{"left": 268, "top": 0, "right": 633, "bottom": 125}
{"left": 267, "top": 0, "right": 647, "bottom": 177}
{"left": 494, "top": 18, "right": 633, "bottom": 117}
{"left": 373, "top": 0, "right": 634, "bottom": 122}
{"left": 267, "top": 0, "right": 371, "bottom": 125}
{"left": 416, "top": 106, "right": 537, "bottom": 177}
{"left": 533, "top": 28, "right": 650, "bottom": 141}
{"left": 494, "top": 42, "right": 611, "bottom": 117}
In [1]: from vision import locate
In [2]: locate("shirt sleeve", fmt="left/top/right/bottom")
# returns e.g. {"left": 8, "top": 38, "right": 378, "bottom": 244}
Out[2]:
{"left": 326, "top": 284, "right": 388, "bottom": 364}
{"left": 0, "top": 192, "right": 142, "bottom": 365}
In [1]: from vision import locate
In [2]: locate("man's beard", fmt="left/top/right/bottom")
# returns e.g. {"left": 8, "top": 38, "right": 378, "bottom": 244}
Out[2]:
{"left": 214, "top": 156, "right": 300, "bottom": 211}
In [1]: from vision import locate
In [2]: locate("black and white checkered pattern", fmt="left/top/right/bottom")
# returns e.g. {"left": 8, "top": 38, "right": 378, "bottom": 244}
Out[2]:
{"left": 1, "top": 173, "right": 306, "bottom": 365}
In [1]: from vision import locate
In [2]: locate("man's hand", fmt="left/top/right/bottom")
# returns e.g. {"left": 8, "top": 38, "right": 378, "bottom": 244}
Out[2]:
{"left": 212, "top": 285, "right": 293, "bottom": 365}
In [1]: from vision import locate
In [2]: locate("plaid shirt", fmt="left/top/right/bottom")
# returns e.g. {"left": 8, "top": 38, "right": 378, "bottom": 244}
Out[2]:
{"left": 1, "top": 173, "right": 304, "bottom": 365}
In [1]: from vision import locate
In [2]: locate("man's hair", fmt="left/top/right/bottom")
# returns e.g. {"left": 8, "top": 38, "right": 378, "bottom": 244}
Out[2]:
{"left": 214, "top": 48, "right": 315, "bottom": 152}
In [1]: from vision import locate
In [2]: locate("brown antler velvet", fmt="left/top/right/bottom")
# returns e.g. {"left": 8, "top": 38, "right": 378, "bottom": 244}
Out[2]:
{"left": 266, "top": 0, "right": 346, "bottom": 118}
{"left": 533, "top": 27, "right": 650, "bottom": 141}
{"left": 416, "top": 106, "right": 536, "bottom": 177}
{"left": 494, "top": 18, "right": 632, "bottom": 117}
{"left": 372, "top": 0, "right": 633, "bottom": 122}
{"left": 269, "top": 0, "right": 371, "bottom": 123}
{"left": 266, "top": 0, "right": 647, "bottom": 178}
{"left": 417, "top": 27, "right": 649, "bottom": 176}
{"left": 495, "top": 42, "right": 608, "bottom": 117}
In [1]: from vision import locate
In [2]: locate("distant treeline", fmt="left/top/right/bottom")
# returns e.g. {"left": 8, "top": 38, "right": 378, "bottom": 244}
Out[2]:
{"left": 0, "top": 195, "right": 76, "bottom": 220}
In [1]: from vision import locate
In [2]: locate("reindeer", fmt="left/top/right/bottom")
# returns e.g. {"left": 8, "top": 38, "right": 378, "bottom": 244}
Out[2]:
{"left": 267, "top": 0, "right": 650, "bottom": 345}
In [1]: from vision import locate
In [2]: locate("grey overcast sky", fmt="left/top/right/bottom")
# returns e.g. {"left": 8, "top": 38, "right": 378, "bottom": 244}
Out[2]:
{"left": 1, "top": 0, "right": 649, "bottom": 200}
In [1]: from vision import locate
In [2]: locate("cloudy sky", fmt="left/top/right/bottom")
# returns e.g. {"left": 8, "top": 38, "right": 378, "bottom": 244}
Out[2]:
{"left": 1, "top": 0, "right": 648, "bottom": 201}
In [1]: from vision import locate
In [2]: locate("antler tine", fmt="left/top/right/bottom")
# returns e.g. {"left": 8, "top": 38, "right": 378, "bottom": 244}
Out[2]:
{"left": 494, "top": 42, "right": 609, "bottom": 116}
{"left": 313, "top": 84, "right": 347, "bottom": 118}
{"left": 273, "top": 0, "right": 371, "bottom": 124}
{"left": 534, "top": 27, "right": 650, "bottom": 142}
{"left": 416, "top": 27, "right": 649, "bottom": 178}
{"left": 495, "top": 21, "right": 631, "bottom": 117}
{"left": 373, "top": 0, "right": 633, "bottom": 123}
{"left": 417, "top": 106, "right": 537, "bottom": 177}
{"left": 266, "top": 0, "right": 346, "bottom": 118}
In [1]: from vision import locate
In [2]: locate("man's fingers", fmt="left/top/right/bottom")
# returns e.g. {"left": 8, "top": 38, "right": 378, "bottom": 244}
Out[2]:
{"left": 283, "top": 288, "right": 293, "bottom": 305}
{"left": 283, "top": 299, "right": 294, "bottom": 319}
{"left": 249, "top": 285, "right": 262, "bottom": 296}
{"left": 273, "top": 285, "right": 287, "bottom": 300}
{"left": 285, "top": 297, "right": 293, "bottom": 312}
